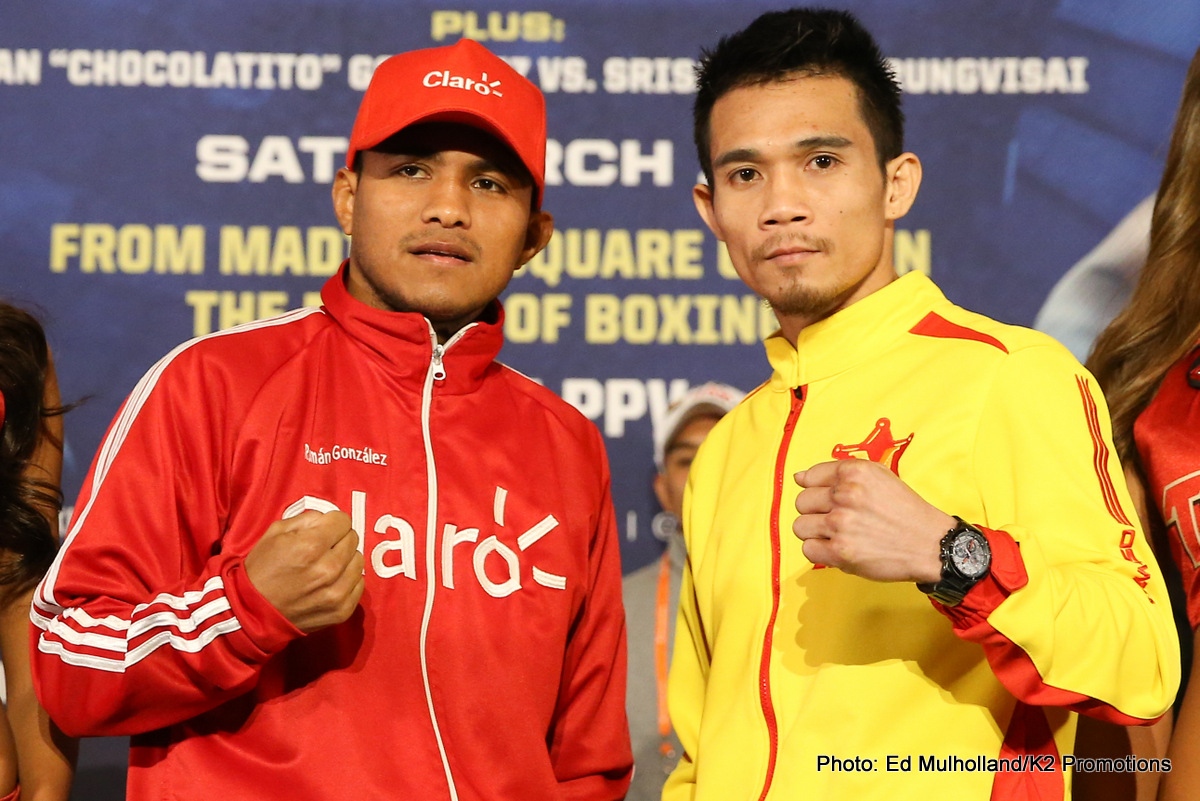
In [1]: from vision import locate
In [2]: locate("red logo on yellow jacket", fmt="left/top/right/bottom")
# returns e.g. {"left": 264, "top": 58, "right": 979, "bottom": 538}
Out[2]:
{"left": 831, "top": 418, "right": 913, "bottom": 475}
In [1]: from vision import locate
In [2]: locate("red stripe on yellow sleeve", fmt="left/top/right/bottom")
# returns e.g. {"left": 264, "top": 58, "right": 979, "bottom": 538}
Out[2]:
{"left": 1076, "top": 375, "right": 1132, "bottom": 527}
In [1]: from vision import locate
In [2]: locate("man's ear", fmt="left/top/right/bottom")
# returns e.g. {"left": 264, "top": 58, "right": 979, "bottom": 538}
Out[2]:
{"left": 653, "top": 472, "right": 671, "bottom": 512}
{"left": 693, "top": 182, "right": 723, "bottom": 241}
{"left": 883, "top": 153, "right": 922, "bottom": 221}
{"left": 332, "top": 167, "right": 359, "bottom": 236}
{"left": 518, "top": 210, "right": 555, "bottom": 267}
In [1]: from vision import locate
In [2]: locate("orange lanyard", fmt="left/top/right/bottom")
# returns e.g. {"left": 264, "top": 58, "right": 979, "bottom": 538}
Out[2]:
{"left": 655, "top": 548, "right": 675, "bottom": 757}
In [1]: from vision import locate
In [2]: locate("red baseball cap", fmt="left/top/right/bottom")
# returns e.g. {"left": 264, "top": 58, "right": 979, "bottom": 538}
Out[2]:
{"left": 346, "top": 39, "right": 546, "bottom": 207}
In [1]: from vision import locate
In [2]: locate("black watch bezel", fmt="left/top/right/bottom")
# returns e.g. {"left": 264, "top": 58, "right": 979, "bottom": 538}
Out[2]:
{"left": 917, "top": 517, "right": 991, "bottom": 607}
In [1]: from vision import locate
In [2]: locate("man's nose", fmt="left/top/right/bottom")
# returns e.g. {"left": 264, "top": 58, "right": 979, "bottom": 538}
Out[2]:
{"left": 758, "top": 173, "right": 811, "bottom": 228}
{"left": 422, "top": 177, "right": 471, "bottom": 228}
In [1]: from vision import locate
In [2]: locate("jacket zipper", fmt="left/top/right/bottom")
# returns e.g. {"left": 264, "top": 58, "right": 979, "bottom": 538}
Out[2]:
{"left": 756, "top": 385, "right": 805, "bottom": 801}
{"left": 418, "top": 321, "right": 474, "bottom": 801}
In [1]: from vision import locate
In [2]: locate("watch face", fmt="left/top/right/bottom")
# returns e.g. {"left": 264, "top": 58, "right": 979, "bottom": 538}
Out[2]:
{"left": 950, "top": 530, "right": 991, "bottom": 579}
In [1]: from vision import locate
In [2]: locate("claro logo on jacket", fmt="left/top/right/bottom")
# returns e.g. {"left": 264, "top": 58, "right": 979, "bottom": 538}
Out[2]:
{"left": 282, "top": 488, "right": 568, "bottom": 596}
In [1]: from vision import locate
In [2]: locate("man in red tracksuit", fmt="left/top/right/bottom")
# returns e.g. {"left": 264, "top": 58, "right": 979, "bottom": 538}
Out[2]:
{"left": 31, "top": 39, "right": 633, "bottom": 801}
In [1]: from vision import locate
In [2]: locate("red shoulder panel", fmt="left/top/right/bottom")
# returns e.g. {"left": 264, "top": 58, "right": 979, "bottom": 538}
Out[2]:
{"left": 909, "top": 312, "right": 1008, "bottom": 353}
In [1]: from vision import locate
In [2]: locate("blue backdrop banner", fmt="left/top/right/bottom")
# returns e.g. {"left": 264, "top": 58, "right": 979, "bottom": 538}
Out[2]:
{"left": 2, "top": 3, "right": 1198, "bottom": 795}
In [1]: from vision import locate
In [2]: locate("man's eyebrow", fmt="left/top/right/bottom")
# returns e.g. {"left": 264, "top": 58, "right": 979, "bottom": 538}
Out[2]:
{"left": 795, "top": 135, "right": 852, "bottom": 150}
{"left": 467, "top": 155, "right": 529, "bottom": 184}
{"left": 713, "top": 147, "right": 760, "bottom": 171}
{"left": 712, "top": 136, "right": 854, "bottom": 171}
{"left": 375, "top": 148, "right": 530, "bottom": 185}
{"left": 377, "top": 143, "right": 438, "bottom": 159}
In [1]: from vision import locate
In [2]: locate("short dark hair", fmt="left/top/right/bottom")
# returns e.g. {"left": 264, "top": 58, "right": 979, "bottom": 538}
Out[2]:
{"left": 693, "top": 7, "right": 904, "bottom": 183}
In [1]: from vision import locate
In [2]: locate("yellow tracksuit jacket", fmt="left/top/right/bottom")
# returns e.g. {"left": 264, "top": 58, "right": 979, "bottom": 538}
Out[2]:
{"left": 665, "top": 271, "right": 1179, "bottom": 800}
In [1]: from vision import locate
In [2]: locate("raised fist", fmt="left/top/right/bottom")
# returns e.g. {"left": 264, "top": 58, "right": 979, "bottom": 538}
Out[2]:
{"left": 244, "top": 510, "right": 365, "bottom": 633}
{"left": 793, "top": 459, "right": 951, "bottom": 583}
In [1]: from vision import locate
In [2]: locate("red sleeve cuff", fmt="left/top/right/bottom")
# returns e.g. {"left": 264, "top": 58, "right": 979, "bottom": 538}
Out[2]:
{"left": 221, "top": 557, "right": 304, "bottom": 661}
{"left": 928, "top": 527, "right": 1159, "bottom": 724}
{"left": 933, "top": 526, "right": 1027, "bottom": 628}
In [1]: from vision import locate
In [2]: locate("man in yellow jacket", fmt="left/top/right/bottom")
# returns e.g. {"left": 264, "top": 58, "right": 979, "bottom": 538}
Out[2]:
{"left": 665, "top": 8, "right": 1180, "bottom": 800}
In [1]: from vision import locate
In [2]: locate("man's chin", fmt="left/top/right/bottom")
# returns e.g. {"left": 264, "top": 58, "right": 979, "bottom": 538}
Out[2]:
{"left": 765, "top": 289, "right": 839, "bottom": 319}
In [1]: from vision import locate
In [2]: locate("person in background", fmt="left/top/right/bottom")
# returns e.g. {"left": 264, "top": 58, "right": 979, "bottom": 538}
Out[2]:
{"left": 666, "top": 8, "right": 1179, "bottom": 800}
{"left": 622, "top": 381, "right": 743, "bottom": 801}
{"left": 1086, "top": 41, "right": 1200, "bottom": 801}
{"left": 29, "top": 40, "right": 631, "bottom": 801}
{"left": 0, "top": 301, "right": 76, "bottom": 800}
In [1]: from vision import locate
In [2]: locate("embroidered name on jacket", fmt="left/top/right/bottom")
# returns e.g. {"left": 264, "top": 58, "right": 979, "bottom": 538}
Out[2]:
{"left": 304, "top": 443, "right": 389, "bottom": 466}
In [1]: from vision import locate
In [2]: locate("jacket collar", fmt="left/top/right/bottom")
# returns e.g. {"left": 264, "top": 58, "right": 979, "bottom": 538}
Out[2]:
{"left": 320, "top": 261, "right": 504, "bottom": 394}
{"left": 765, "top": 271, "right": 946, "bottom": 388}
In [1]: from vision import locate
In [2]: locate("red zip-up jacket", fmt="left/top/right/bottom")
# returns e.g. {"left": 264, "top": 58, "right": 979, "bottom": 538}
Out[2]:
{"left": 31, "top": 265, "right": 633, "bottom": 800}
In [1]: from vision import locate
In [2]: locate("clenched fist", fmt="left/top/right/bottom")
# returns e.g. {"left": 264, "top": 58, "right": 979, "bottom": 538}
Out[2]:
{"left": 793, "top": 459, "right": 952, "bottom": 584}
{"left": 244, "top": 510, "right": 365, "bottom": 633}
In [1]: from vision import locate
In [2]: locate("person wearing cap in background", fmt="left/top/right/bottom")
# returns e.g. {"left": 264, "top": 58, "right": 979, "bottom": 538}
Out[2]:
{"left": 622, "top": 382, "right": 742, "bottom": 801}
{"left": 29, "top": 39, "right": 632, "bottom": 801}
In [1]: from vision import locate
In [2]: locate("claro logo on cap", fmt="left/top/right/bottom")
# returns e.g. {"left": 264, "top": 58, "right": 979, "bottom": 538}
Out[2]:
{"left": 423, "top": 70, "right": 504, "bottom": 97}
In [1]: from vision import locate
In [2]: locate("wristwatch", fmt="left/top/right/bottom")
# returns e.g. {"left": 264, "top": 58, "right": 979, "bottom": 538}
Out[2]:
{"left": 917, "top": 517, "right": 991, "bottom": 607}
